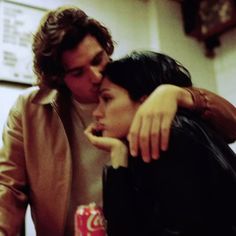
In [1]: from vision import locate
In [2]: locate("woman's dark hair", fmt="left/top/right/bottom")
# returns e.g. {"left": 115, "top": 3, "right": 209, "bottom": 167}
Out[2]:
{"left": 33, "top": 6, "right": 114, "bottom": 89}
{"left": 104, "top": 51, "right": 192, "bottom": 101}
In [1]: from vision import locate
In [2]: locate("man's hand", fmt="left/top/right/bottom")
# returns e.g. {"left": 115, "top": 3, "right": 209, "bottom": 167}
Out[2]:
{"left": 128, "top": 84, "right": 193, "bottom": 163}
{"left": 85, "top": 124, "right": 128, "bottom": 168}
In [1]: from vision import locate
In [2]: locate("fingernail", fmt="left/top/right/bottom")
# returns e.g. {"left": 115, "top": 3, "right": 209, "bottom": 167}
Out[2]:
{"left": 161, "top": 143, "right": 168, "bottom": 151}
{"left": 161, "top": 146, "right": 167, "bottom": 151}
{"left": 152, "top": 155, "right": 159, "bottom": 160}
{"left": 130, "top": 150, "right": 137, "bottom": 157}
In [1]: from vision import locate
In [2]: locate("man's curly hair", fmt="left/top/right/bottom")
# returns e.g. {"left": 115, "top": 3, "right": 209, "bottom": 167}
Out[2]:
{"left": 32, "top": 6, "right": 114, "bottom": 89}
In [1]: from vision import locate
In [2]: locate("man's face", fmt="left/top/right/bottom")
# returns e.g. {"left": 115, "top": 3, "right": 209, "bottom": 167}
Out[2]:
{"left": 62, "top": 35, "right": 110, "bottom": 103}
{"left": 93, "top": 77, "right": 140, "bottom": 139}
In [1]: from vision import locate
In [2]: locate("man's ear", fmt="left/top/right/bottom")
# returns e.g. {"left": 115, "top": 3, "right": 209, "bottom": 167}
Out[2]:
{"left": 139, "top": 95, "right": 148, "bottom": 104}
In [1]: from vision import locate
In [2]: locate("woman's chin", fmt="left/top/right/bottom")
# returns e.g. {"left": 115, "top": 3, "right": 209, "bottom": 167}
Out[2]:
{"left": 103, "top": 130, "right": 125, "bottom": 140}
{"left": 102, "top": 130, "right": 117, "bottom": 138}
{"left": 102, "top": 131, "right": 112, "bottom": 137}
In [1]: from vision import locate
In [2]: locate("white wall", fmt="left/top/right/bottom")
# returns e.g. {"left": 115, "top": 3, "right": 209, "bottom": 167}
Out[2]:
{"left": 150, "top": 0, "right": 217, "bottom": 92}
{"left": 214, "top": 28, "right": 236, "bottom": 105}
{"left": 148, "top": 0, "right": 235, "bottom": 151}
{"left": 11, "top": 0, "right": 152, "bottom": 58}
{"left": 214, "top": 28, "right": 236, "bottom": 152}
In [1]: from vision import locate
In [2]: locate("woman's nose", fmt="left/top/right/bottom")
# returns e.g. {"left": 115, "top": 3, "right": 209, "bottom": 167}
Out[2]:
{"left": 93, "top": 104, "right": 103, "bottom": 119}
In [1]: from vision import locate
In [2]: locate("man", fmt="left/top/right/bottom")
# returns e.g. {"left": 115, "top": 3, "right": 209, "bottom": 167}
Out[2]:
{"left": 0, "top": 6, "right": 235, "bottom": 236}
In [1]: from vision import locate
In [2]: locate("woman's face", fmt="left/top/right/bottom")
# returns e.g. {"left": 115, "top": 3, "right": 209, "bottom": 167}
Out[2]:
{"left": 93, "top": 77, "right": 140, "bottom": 139}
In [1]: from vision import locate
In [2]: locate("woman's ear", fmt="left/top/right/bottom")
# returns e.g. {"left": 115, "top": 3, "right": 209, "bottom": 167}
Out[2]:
{"left": 139, "top": 95, "right": 148, "bottom": 104}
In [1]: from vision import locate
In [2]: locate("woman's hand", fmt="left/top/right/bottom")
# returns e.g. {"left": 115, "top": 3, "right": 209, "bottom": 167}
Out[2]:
{"left": 128, "top": 84, "right": 193, "bottom": 163}
{"left": 84, "top": 124, "right": 129, "bottom": 168}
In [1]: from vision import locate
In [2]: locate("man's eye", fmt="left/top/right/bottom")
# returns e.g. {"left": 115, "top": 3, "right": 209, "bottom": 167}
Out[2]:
{"left": 71, "top": 69, "right": 84, "bottom": 77}
{"left": 92, "top": 54, "right": 103, "bottom": 66}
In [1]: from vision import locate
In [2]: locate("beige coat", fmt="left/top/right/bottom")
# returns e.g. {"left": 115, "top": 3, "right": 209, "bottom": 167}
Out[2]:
{"left": 0, "top": 87, "right": 73, "bottom": 236}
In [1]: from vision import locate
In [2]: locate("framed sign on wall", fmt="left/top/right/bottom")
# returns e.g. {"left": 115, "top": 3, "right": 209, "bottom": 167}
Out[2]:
{"left": 181, "top": 0, "right": 236, "bottom": 57}
{"left": 0, "top": 0, "right": 47, "bottom": 85}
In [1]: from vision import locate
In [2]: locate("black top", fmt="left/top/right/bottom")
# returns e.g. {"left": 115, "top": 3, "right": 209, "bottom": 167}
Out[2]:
{"left": 103, "top": 111, "right": 236, "bottom": 236}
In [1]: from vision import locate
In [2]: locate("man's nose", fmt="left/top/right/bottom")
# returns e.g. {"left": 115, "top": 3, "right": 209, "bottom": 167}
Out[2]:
{"left": 89, "top": 66, "right": 102, "bottom": 84}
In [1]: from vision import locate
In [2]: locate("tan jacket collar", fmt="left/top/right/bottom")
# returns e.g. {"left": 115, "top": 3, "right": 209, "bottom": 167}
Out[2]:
{"left": 30, "top": 86, "right": 60, "bottom": 105}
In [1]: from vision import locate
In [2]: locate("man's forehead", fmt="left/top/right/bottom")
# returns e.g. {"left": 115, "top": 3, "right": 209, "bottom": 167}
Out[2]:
{"left": 65, "top": 50, "right": 107, "bottom": 75}
{"left": 62, "top": 35, "right": 104, "bottom": 64}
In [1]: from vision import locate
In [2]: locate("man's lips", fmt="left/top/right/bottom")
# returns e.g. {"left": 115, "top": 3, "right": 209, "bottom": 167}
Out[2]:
{"left": 91, "top": 86, "right": 100, "bottom": 93}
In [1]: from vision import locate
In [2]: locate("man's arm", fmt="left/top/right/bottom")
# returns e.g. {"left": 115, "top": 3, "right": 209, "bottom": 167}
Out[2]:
{"left": 128, "top": 84, "right": 236, "bottom": 163}
{"left": 186, "top": 87, "right": 236, "bottom": 143}
{"left": 0, "top": 99, "right": 28, "bottom": 235}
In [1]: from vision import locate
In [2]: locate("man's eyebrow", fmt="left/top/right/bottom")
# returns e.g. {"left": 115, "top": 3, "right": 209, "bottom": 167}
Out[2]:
{"left": 91, "top": 50, "right": 107, "bottom": 64}
{"left": 93, "top": 50, "right": 104, "bottom": 59}
{"left": 64, "top": 50, "right": 105, "bottom": 75}
{"left": 99, "top": 87, "right": 109, "bottom": 94}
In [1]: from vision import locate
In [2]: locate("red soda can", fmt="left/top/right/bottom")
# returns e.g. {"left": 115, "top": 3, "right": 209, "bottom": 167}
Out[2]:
{"left": 74, "top": 202, "right": 106, "bottom": 236}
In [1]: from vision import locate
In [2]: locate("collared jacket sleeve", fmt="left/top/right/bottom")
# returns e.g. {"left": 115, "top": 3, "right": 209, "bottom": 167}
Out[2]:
{"left": 0, "top": 96, "right": 28, "bottom": 236}
{"left": 186, "top": 87, "right": 236, "bottom": 143}
{"left": 0, "top": 87, "right": 77, "bottom": 236}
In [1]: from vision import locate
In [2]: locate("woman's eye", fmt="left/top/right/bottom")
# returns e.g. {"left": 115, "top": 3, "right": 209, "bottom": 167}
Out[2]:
{"left": 101, "top": 96, "right": 111, "bottom": 103}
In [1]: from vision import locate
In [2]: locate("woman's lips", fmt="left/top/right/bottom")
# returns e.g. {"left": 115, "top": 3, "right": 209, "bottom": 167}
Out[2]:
{"left": 93, "top": 122, "right": 105, "bottom": 136}
{"left": 95, "top": 122, "right": 105, "bottom": 131}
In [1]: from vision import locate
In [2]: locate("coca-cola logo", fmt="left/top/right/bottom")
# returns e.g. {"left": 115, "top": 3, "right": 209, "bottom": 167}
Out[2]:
{"left": 87, "top": 213, "right": 105, "bottom": 232}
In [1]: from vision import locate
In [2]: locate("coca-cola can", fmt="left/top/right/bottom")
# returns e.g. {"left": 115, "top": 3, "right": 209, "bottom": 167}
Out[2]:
{"left": 74, "top": 202, "right": 106, "bottom": 236}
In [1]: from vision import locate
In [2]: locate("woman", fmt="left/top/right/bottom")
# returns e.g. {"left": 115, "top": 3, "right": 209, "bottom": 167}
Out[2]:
{"left": 85, "top": 51, "right": 236, "bottom": 236}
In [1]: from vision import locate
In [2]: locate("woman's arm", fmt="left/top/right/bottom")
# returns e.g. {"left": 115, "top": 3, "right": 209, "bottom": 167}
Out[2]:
{"left": 103, "top": 166, "right": 136, "bottom": 236}
{"left": 103, "top": 115, "right": 236, "bottom": 235}
{"left": 84, "top": 124, "right": 128, "bottom": 168}
{"left": 84, "top": 125, "right": 136, "bottom": 235}
{"left": 154, "top": 116, "right": 236, "bottom": 234}
{"left": 128, "top": 85, "right": 236, "bottom": 162}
